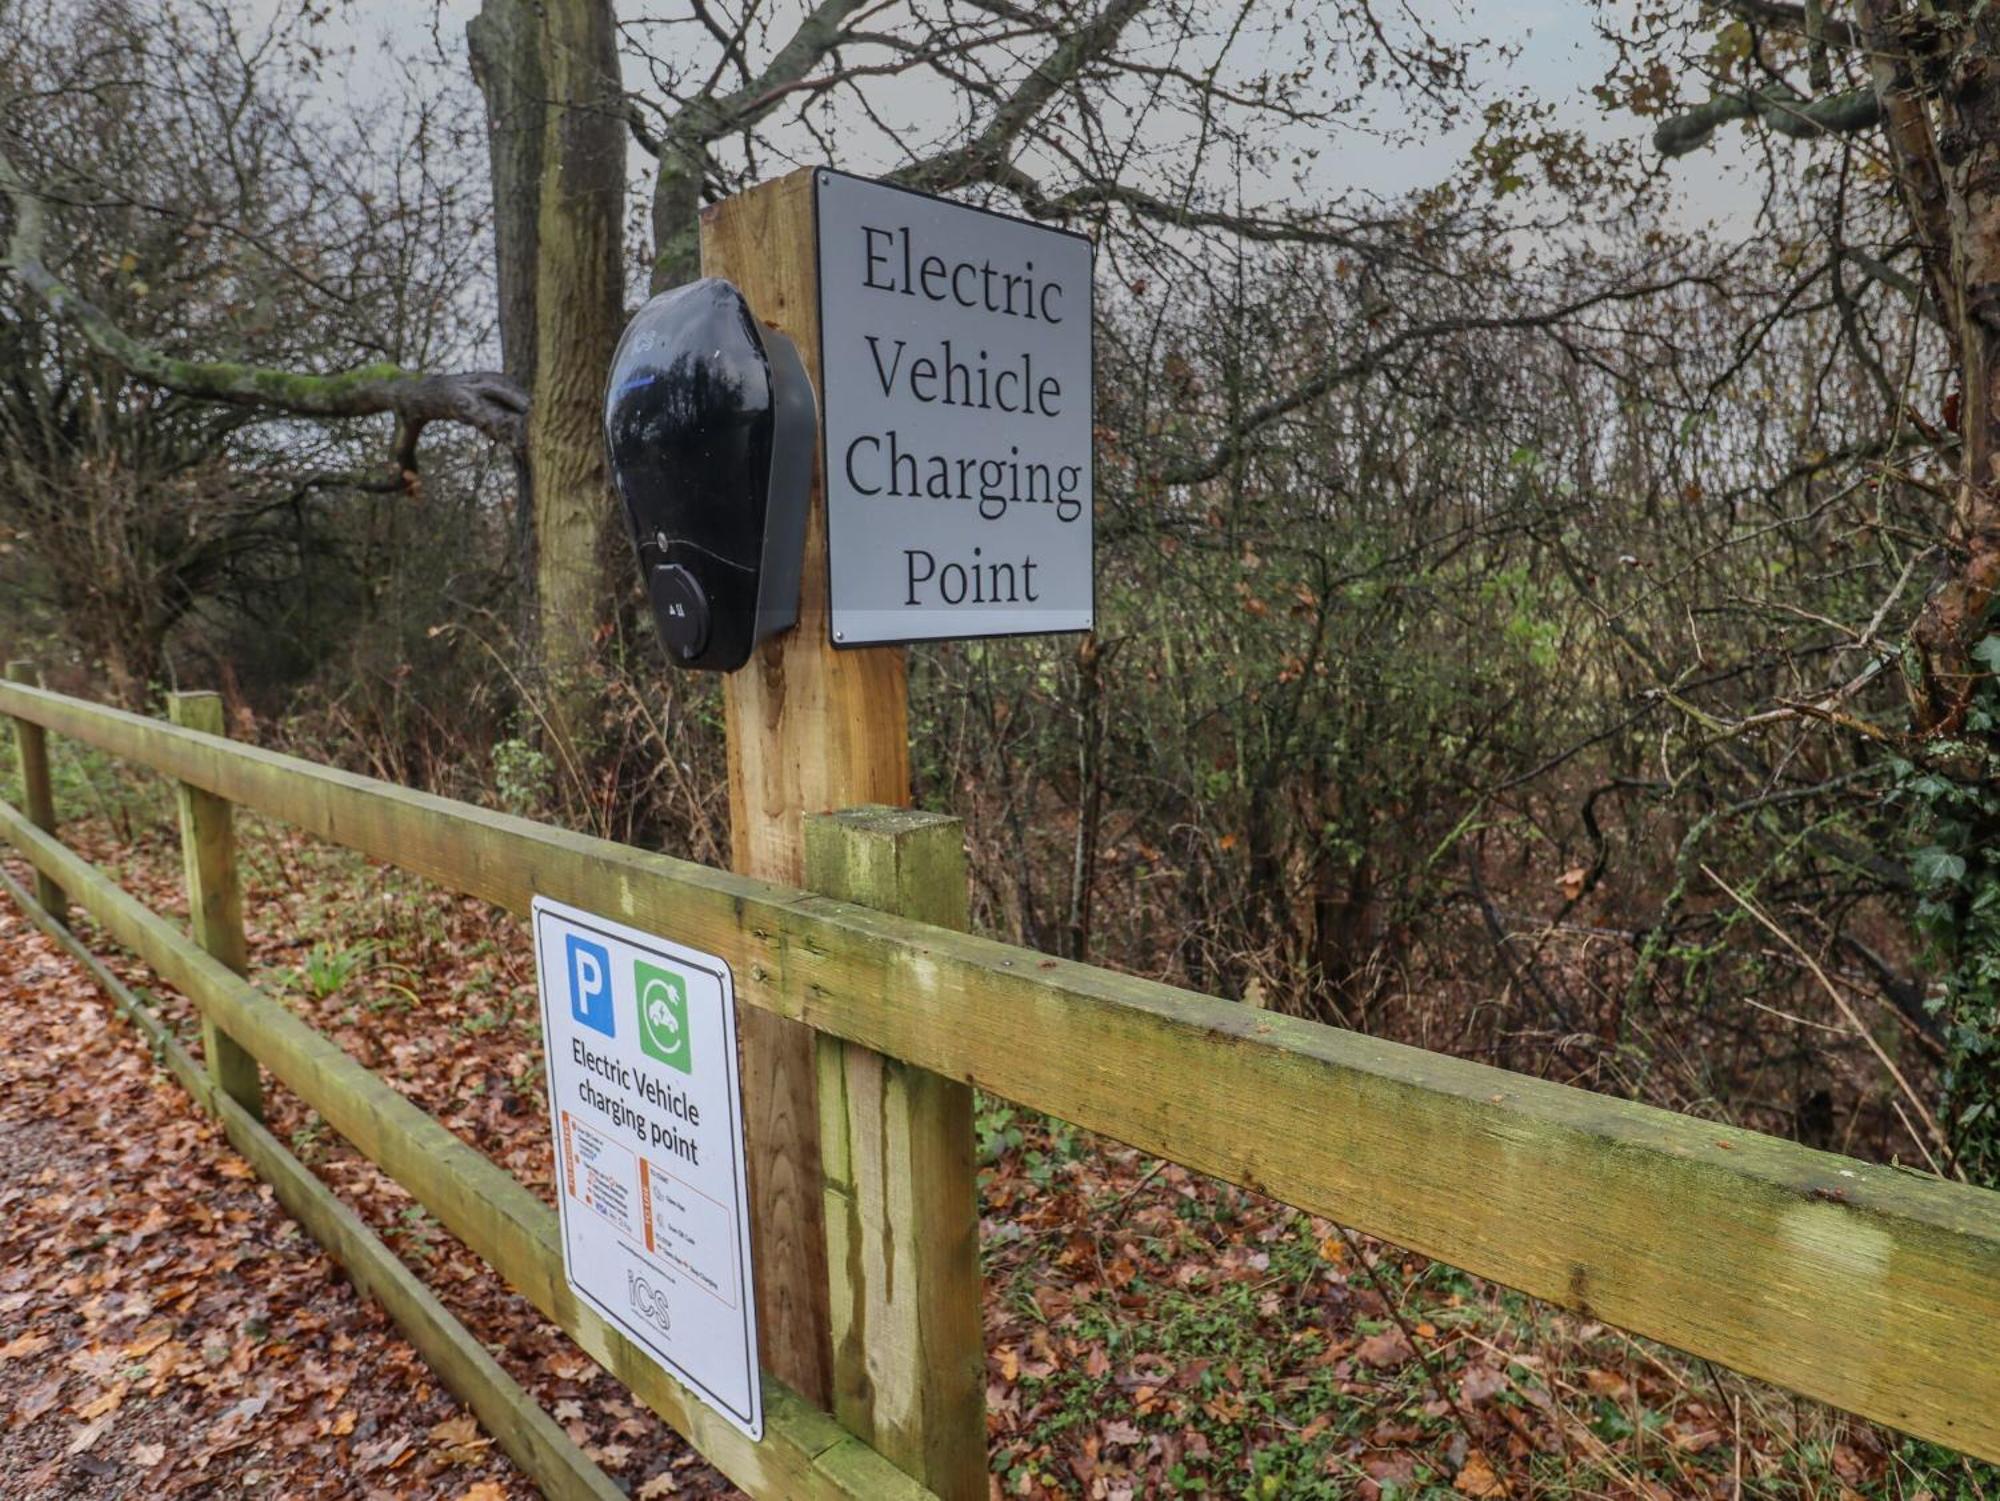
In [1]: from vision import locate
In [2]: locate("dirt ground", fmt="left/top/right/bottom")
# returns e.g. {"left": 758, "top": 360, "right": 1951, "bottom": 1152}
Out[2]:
{"left": 0, "top": 903, "right": 545, "bottom": 1500}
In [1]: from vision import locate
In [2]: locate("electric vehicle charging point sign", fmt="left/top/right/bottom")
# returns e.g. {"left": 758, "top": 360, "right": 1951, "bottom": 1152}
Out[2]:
{"left": 815, "top": 169, "right": 1095, "bottom": 645}
{"left": 531, "top": 896, "right": 762, "bottom": 1439}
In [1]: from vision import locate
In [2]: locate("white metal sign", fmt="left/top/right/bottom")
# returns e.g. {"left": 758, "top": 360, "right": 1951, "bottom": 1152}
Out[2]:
{"left": 815, "top": 168, "right": 1095, "bottom": 645}
{"left": 531, "top": 896, "right": 762, "bottom": 1439}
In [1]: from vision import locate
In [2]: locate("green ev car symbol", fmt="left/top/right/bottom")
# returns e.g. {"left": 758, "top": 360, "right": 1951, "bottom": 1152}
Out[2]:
{"left": 634, "top": 961, "right": 692, "bottom": 1073}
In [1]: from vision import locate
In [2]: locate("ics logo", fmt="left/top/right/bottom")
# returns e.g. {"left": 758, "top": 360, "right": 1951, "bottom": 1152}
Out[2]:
{"left": 565, "top": 934, "right": 615, "bottom": 1038}
{"left": 627, "top": 1269, "right": 673, "bottom": 1338}
{"left": 634, "top": 961, "right": 691, "bottom": 1073}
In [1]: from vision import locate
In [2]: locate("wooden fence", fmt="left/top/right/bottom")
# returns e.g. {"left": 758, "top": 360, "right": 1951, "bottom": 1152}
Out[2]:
{"left": 3, "top": 672, "right": 1998, "bottom": 1498}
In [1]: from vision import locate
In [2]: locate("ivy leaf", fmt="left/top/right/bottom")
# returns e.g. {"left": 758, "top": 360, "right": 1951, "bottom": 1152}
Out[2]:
{"left": 1971, "top": 635, "right": 2000, "bottom": 673}
{"left": 1912, "top": 846, "right": 1968, "bottom": 888}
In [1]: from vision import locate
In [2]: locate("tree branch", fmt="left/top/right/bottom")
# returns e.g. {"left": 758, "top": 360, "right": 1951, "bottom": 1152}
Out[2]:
{"left": 1153, "top": 271, "right": 1723, "bottom": 488}
{"left": 1654, "top": 85, "right": 1881, "bottom": 157}
{"left": 0, "top": 144, "right": 528, "bottom": 461}
{"left": 910, "top": 154, "right": 1380, "bottom": 257}
{"left": 889, "top": 0, "right": 1151, "bottom": 196}
{"left": 1724, "top": 0, "right": 1860, "bottom": 51}
{"left": 705, "top": 0, "right": 877, "bottom": 136}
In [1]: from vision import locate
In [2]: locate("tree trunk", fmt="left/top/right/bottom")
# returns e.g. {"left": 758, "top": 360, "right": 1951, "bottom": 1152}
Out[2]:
{"left": 1855, "top": 3, "right": 2000, "bottom": 1184}
{"left": 467, "top": 0, "right": 544, "bottom": 574}
{"left": 1925, "top": 21, "right": 2000, "bottom": 1186}
{"left": 648, "top": 138, "right": 706, "bottom": 295}
{"left": 1917, "top": 25, "right": 2000, "bottom": 730}
{"left": 1857, "top": 2, "right": 2000, "bottom": 728}
{"left": 526, "top": 0, "right": 624, "bottom": 753}
{"left": 1308, "top": 761, "right": 1377, "bottom": 1027}
{"left": 1065, "top": 634, "right": 1108, "bottom": 961}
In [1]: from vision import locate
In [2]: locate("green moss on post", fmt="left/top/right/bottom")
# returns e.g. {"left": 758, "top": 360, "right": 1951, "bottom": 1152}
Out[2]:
{"left": 806, "top": 807, "right": 986, "bottom": 1501}
{"left": 167, "top": 691, "right": 261, "bottom": 1121}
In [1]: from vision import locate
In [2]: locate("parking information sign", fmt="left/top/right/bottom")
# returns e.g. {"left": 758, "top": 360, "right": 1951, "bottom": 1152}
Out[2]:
{"left": 815, "top": 168, "right": 1094, "bottom": 645}
{"left": 530, "top": 896, "right": 762, "bottom": 1439}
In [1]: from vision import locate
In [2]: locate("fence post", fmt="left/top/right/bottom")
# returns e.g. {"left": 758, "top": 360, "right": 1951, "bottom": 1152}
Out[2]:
{"left": 4, "top": 660, "right": 65, "bottom": 923}
{"left": 702, "top": 168, "right": 914, "bottom": 1406}
{"left": 805, "top": 807, "right": 984, "bottom": 1501}
{"left": 167, "top": 691, "right": 261, "bottom": 1120}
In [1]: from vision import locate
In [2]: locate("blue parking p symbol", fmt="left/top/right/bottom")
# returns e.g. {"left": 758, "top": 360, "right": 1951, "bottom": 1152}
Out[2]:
{"left": 566, "top": 934, "right": 615, "bottom": 1037}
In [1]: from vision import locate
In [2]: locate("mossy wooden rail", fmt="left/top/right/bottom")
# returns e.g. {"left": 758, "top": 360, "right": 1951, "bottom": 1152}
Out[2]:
{"left": 5, "top": 678, "right": 2000, "bottom": 1476}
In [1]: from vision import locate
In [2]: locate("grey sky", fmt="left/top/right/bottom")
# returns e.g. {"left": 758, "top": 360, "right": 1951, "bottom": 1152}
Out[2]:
{"left": 280, "top": 0, "right": 1762, "bottom": 238}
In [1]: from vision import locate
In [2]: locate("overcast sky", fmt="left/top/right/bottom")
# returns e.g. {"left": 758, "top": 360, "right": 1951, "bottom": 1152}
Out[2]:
{"left": 276, "top": 0, "right": 1761, "bottom": 239}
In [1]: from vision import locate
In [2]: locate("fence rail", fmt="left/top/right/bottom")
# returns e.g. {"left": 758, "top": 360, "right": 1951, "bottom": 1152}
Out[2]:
{"left": 4, "top": 675, "right": 1999, "bottom": 1485}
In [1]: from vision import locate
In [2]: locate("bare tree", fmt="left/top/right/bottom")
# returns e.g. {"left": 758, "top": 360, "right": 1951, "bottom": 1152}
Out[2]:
{"left": 1602, "top": 0, "right": 2000, "bottom": 1179}
{"left": 3, "top": 0, "right": 1478, "bottom": 738}
{"left": 0, "top": 0, "right": 495, "bottom": 698}
{"left": 1635, "top": 0, "right": 1995, "bottom": 729}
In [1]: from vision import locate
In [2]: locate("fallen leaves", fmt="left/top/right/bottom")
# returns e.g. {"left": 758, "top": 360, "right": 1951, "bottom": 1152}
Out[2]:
{"left": 0, "top": 1330, "right": 51, "bottom": 1361}
{"left": 430, "top": 1412, "right": 493, "bottom": 1465}
{"left": 122, "top": 1326, "right": 173, "bottom": 1362}
{"left": 10, "top": 1377, "right": 63, "bottom": 1428}
{"left": 1360, "top": 1449, "right": 1416, "bottom": 1492}
{"left": 9, "top": 808, "right": 1915, "bottom": 1501}
{"left": 1357, "top": 1326, "right": 1415, "bottom": 1370}
{"left": 0, "top": 899, "right": 576, "bottom": 1497}
{"left": 1666, "top": 1419, "right": 1722, "bottom": 1454}
{"left": 72, "top": 1386, "right": 124, "bottom": 1421}
{"left": 67, "top": 1415, "right": 113, "bottom": 1455}
{"left": 1584, "top": 1366, "right": 1631, "bottom": 1399}
{"left": 355, "top": 1432, "right": 416, "bottom": 1473}
{"left": 1454, "top": 1450, "right": 1509, "bottom": 1497}
{"left": 1459, "top": 1362, "right": 1510, "bottom": 1406}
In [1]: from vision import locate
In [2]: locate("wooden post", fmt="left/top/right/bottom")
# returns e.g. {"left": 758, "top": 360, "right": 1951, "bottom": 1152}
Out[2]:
{"left": 167, "top": 691, "right": 261, "bottom": 1120}
{"left": 701, "top": 168, "right": 912, "bottom": 1407}
{"left": 806, "top": 808, "right": 984, "bottom": 1499}
{"left": 4, "top": 660, "right": 65, "bottom": 922}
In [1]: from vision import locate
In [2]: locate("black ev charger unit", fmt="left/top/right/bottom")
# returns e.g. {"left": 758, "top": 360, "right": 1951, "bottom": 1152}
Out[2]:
{"left": 603, "top": 278, "right": 815, "bottom": 672}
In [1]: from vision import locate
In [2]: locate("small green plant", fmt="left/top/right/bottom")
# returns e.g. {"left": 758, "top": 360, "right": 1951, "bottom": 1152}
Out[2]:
{"left": 292, "top": 939, "right": 377, "bottom": 1000}
{"left": 396, "top": 1205, "right": 444, "bottom": 1264}
{"left": 491, "top": 735, "right": 554, "bottom": 817}
{"left": 288, "top": 1111, "right": 330, "bottom": 1166}
{"left": 9, "top": 739, "right": 175, "bottom": 842}
{"left": 976, "top": 1093, "right": 1026, "bottom": 1166}
{"left": 1893, "top": 1436, "right": 2000, "bottom": 1500}
{"left": 1022, "top": 1116, "right": 1085, "bottom": 1189}
{"left": 363, "top": 978, "right": 421, "bottom": 1015}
